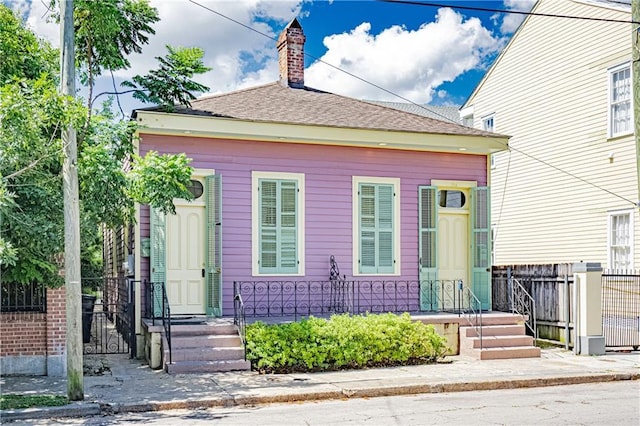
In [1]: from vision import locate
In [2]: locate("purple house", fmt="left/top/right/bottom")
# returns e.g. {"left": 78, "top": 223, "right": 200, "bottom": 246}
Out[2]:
{"left": 127, "top": 20, "right": 511, "bottom": 369}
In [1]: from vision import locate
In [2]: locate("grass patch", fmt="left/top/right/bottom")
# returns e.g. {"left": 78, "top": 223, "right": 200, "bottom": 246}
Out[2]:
{"left": 0, "top": 394, "right": 68, "bottom": 410}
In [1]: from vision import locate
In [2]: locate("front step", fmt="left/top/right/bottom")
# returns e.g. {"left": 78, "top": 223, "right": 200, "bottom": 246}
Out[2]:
{"left": 162, "top": 320, "right": 250, "bottom": 373}
{"left": 459, "top": 315, "right": 541, "bottom": 360}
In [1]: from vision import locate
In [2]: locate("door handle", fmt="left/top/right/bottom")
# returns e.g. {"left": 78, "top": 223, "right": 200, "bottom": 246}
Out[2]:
{"left": 202, "top": 268, "right": 205, "bottom": 278}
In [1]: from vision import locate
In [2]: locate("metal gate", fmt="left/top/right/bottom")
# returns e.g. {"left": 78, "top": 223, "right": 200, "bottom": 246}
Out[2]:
{"left": 83, "top": 277, "right": 136, "bottom": 356}
{"left": 602, "top": 271, "right": 640, "bottom": 350}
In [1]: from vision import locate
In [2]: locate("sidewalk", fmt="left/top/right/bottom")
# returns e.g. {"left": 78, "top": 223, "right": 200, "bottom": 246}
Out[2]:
{"left": 1, "top": 348, "right": 639, "bottom": 422}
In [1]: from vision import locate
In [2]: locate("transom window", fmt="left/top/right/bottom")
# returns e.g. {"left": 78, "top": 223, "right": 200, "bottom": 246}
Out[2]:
{"left": 608, "top": 210, "right": 633, "bottom": 271}
{"left": 609, "top": 63, "right": 632, "bottom": 138}
{"left": 252, "top": 172, "right": 305, "bottom": 275}
{"left": 353, "top": 177, "right": 400, "bottom": 275}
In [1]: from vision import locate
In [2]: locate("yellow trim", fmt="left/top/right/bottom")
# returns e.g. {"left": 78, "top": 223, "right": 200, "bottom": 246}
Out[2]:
{"left": 135, "top": 111, "right": 509, "bottom": 155}
{"left": 431, "top": 180, "right": 477, "bottom": 189}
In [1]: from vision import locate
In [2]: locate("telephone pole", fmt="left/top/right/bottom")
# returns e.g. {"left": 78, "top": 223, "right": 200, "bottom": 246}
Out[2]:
{"left": 60, "top": 0, "right": 84, "bottom": 400}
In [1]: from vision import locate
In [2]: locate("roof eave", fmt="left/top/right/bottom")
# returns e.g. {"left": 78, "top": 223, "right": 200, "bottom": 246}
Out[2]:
{"left": 135, "top": 110, "right": 509, "bottom": 155}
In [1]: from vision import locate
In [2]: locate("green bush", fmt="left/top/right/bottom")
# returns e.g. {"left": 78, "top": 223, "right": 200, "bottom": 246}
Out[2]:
{"left": 246, "top": 313, "right": 448, "bottom": 373}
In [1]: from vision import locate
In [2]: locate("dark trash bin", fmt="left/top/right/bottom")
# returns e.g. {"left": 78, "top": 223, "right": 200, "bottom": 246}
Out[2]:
{"left": 82, "top": 294, "right": 97, "bottom": 344}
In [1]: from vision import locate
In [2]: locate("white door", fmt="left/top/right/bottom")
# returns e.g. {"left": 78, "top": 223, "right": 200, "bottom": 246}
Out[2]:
{"left": 166, "top": 201, "right": 206, "bottom": 315}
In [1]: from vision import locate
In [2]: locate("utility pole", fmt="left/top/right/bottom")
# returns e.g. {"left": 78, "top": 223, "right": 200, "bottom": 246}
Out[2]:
{"left": 633, "top": 0, "right": 640, "bottom": 207}
{"left": 60, "top": 0, "right": 83, "bottom": 400}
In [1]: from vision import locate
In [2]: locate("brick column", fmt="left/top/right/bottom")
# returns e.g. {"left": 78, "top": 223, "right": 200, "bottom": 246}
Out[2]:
{"left": 46, "top": 286, "right": 67, "bottom": 376}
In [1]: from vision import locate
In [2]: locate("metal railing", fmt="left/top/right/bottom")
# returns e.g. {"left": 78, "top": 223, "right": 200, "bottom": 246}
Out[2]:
{"left": 233, "top": 279, "right": 475, "bottom": 320}
{"left": 602, "top": 270, "right": 640, "bottom": 349}
{"left": 510, "top": 277, "right": 537, "bottom": 344}
{"left": 144, "top": 281, "right": 172, "bottom": 364}
{"left": 460, "top": 282, "right": 483, "bottom": 350}
{"left": 234, "top": 293, "right": 247, "bottom": 360}
{"left": 1, "top": 282, "right": 46, "bottom": 312}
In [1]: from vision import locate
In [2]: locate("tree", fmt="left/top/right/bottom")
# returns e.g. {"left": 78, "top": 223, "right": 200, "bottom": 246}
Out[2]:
{"left": 0, "top": 4, "right": 210, "bottom": 286}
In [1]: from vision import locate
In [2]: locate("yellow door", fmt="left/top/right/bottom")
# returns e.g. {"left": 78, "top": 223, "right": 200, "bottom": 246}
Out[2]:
{"left": 437, "top": 188, "right": 470, "bottom": 309}
{"left": 166, "top": 201, "right": 206, "bottom": 315}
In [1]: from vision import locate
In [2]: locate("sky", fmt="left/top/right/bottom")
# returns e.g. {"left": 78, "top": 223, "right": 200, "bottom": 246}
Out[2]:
{"left": 10, "top": 0, "right": 538, "bottom": 115}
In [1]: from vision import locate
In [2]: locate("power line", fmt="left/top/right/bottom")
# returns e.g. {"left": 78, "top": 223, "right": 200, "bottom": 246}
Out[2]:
{"left": 379, "top": 0, "right": 639, "bottom": 25}
{"left": 186, "top": 0, "right": 459, "bottom": 123}
{"left": 186, "top": 0, "right": 638, "bottom": 207}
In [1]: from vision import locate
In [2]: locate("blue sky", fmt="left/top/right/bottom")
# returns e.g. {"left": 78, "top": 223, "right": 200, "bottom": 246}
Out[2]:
{"left": 13, "top": 0, "right": 537, "bottom": 114}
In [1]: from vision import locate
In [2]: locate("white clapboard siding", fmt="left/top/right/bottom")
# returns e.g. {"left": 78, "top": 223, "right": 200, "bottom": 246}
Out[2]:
{"left": 468, "top": 0, "right": 638, "bottom": 267}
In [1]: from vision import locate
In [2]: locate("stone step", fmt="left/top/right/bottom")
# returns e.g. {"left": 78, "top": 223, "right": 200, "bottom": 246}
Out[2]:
{"left": 168, "top": 346, "right": 245, "bottom": 362}
{"left": 171, "top": 334, "right": 243, "bottom": 348}
{"left": 463, "top": 334, "right": 534, "bottom": 349}
{"left": 166, "top": 359, "right": 251, "bottom": 374}
{"left": 462, "top": 324, "right": 525, "bottom": 337}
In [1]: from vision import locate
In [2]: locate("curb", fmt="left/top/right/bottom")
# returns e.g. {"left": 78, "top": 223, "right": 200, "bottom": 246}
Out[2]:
{"left": 0, "top": 402, "right": 101, "bottom": 423}
{"left": 2, "top": 372, "right": 638, "bottom": 421}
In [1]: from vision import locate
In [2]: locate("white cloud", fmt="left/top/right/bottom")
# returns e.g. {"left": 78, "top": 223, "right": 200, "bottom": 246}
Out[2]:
{"left": 499, "top": 0, "right": 537, "bottom": 34}
{"left": 11, "top": 0, "right": 60, "bottom": 47}
{"left": 304, "top": 7, "right": 501, "bottom": 104}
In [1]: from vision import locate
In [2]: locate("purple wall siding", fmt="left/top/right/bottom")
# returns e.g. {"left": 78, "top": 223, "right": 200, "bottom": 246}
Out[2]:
{"left": 139, "top": 134, "right": 487, "bottom": 314}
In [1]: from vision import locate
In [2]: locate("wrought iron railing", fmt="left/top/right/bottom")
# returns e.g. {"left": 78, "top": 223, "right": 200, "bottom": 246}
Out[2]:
{"left": 1, "top": 282, "right": 46, "bottom": 312}
{"left": 233, "top": 279, "right": 474, "bottom": 320}
{"left": 459, "top": 281, "right": 483, "bottom": 350}
{"left": 234, "top": 293, "right": 247, "bottom": 361}
{"left": 602, "top": 270, "right": 640, "bottom": 349}
{"left": 510, "top": 277, "right": 537, "bottom": 344}
{"left": 144, "top": 280, "right": 172, "bottom": 364}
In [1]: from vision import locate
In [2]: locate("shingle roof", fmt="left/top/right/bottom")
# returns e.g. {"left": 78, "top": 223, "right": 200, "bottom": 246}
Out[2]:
{"left": 166, "top": 82, "right": 502, "bottom": 138}
{"left": 365, "top": 100, "right": 462, "bottom": 124}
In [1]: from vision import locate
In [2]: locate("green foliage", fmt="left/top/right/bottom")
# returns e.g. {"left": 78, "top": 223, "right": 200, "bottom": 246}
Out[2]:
{"left": 73, "top": 0, "right": 159, "bottom": 87}
{"left": 0, "top": 6, "right": 58, "bottom": 84}
{"left": 0, "top": 394, "right": 68, "bottom": 410}
{"left": 246, "top": 313, "right": 448, "bottom": 373}
{"left": 122, "top": 45, "right": 211, "bottom": 110}
{"left": 127, "top": 151, "right": 194, "bottom": 215}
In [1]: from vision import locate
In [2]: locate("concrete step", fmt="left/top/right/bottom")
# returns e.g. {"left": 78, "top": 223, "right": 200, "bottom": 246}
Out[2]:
{"left": 465, "top": 313, "right": 527, "bottom": 327}
{"left": 462, "top": 324, "right": 525, "bottom": 337}
{"left": 170, "top": 323, "right": 238, "bottom": 336}
{"left": 171, "top": 334, "right": 243, "bottom": 348}
{"left": 168, "top": 346, "right": 245, "bottom": 362}
{"left": 166, "top": 359, "right": 251, "bottom": 374}
{"left": 463, "top": 334, "right": 534, "bottom": 349}
{"left": 477, "top": 346, "right": 541, "bottom": 360}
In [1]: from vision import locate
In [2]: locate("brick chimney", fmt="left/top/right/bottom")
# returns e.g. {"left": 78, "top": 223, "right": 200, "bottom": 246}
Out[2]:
{"left": 277, "top": 18, "right": 305, "bottom": 88}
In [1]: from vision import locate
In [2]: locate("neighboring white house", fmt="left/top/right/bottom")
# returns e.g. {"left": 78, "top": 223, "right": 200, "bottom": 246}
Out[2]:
{"left": 461, "top": 0, "right": 637, "bottom": 270}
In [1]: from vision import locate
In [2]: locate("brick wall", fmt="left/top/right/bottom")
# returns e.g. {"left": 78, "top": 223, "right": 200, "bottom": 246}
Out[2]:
{"left": 0, "top": 286, "right": 66, "bottom": 375}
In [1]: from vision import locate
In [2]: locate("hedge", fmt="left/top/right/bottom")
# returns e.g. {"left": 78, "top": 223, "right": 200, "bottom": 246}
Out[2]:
{"left": 246, "top": 313, "right": 448, "bottom": 373}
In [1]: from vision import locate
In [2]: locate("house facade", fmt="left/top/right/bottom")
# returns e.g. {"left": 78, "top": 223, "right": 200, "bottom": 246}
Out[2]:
{"left": 128, "top": 19, "right": 508, "bottom": 326}
{"left": 461, "top": 0, "right": 638, "bottom": 270}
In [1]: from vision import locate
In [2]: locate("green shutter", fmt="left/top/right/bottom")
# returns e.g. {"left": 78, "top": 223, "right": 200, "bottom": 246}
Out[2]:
{"left": 259, "top": 179, "right": 298, "bottom": 274}
{"left": 377, "top": 185, "right": 394, "bottom": 273}
{"left": 279, "top": 181, "right": 298, "bottom": 271}
{"left": 419, "top": 186, "right": 438, "bottom": 310}
{"left": 471, "top": 186, "right": 491, "bottom": 310}
{"left": 205, "top": 175, "right": 222, "bottom": 316}
{"left": 150, "top": 207, "right": 165, "bottom": 317}
{"left": 359, "top": 183, "right": 394, "bottom": 274}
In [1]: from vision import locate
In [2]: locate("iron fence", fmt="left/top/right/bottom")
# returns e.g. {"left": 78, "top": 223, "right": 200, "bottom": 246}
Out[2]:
{"left": 233, "top": 279, "right": 472, "bottom": 320}
{"left": 1, "top": 282, "right": 46, "bottom": 312}
{"left": 602, "top": 270, "right": 640, "bottom": 349}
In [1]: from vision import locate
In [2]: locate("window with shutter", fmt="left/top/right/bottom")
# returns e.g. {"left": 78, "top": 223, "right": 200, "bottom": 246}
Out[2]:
{"left": 353, "top": 177, "right": 400, "bottom": 275}
{"left": 252, "top": 172, "right": 304, "bottom": 275}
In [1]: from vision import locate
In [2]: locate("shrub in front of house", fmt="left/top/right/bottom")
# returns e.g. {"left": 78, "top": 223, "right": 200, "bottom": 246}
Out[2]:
{"left": 245, "top": 312, "right": 448, "bottom": 373}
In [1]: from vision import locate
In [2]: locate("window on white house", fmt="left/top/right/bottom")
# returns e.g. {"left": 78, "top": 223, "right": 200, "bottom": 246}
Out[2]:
{"left": 609, "top": 63, "right": 632, "bottom": 138}
{"left": 609, "top": 210, "right": 633, "bottom": 271}
{"left": 353, "top": 177, "right": 400, "bottom": 275}
{"left": 482, "top": 115, "right": 494, "bottom": 132}
{"left": 252, "top": 172, "right": 305, "bottom": 275}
